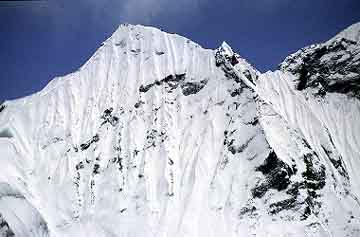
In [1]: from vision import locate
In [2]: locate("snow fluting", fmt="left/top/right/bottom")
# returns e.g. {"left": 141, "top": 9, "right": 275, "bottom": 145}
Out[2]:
{"left": 0, "top": 23, "right": 360, "bottom": 236}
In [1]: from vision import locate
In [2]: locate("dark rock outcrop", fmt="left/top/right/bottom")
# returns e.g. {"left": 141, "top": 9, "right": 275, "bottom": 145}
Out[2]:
{"left": 281, "top": 37, "right": 360, "bottom": 98}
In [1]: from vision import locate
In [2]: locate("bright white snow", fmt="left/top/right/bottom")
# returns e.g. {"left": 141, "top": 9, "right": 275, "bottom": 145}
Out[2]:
{"left": 0, "top": 23, "right": 359, "bottom": 236}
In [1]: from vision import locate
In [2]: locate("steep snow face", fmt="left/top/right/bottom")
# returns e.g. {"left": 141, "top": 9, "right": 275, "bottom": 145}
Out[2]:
{"left": 0, "top": 184, "right": 48, "bottom": 237}
{"left": 0, "top": 25, "right": 271, "bottom": 237}
{"left": 255, "top": 22, "right": 360, "bottom": 236}
{"left": 0, "top": 23, "right": 360, "bottom": 237}
{"left": 257, "top": 71, "right": 360, "bottom": 236}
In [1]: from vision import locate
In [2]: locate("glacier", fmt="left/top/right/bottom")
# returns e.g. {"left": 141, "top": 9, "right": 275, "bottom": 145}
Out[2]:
{"left": 0, "top": 23, "right": 359, "bottom": 236}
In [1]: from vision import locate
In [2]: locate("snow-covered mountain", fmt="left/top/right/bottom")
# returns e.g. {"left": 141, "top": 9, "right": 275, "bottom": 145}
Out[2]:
{"left": 0, "top": 23, "right": 359, "bottom": 237}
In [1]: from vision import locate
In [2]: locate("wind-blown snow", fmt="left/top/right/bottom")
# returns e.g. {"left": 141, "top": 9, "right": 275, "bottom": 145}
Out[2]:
{"left": 0, "top": 23, "right": 359, "bottom": 236}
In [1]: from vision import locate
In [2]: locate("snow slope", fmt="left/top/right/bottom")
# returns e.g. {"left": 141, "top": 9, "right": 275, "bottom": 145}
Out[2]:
{"left": 0, "top": 23, "right": 359, "bottom": 236}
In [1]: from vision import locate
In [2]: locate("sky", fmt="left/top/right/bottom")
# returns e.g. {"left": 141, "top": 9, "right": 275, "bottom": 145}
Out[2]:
{"left": 0, "top": 0, "right": 360, "bottom": 101}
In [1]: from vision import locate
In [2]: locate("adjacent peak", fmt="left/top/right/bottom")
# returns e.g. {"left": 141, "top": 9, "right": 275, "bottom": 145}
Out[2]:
{"left": 280, "top": 21, "right": 360, "bottom": 98}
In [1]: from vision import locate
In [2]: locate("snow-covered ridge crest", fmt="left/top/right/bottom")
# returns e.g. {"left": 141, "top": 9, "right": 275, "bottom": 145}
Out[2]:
{"left": 328, "top": 22, "right": 360, "bottom": 44}
{"left": 0, "top": 22, "right": 360, "bottom": 237}
{"left": 24, "top": 24, "right": 211, "bottom": 101}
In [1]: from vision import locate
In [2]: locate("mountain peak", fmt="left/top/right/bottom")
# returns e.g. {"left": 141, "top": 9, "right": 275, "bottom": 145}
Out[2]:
{"left": 1, "top": 23, "right": 360, "bottom": 237}
{"left": 219, "top": 41, "right": 234, "bottom": 57}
